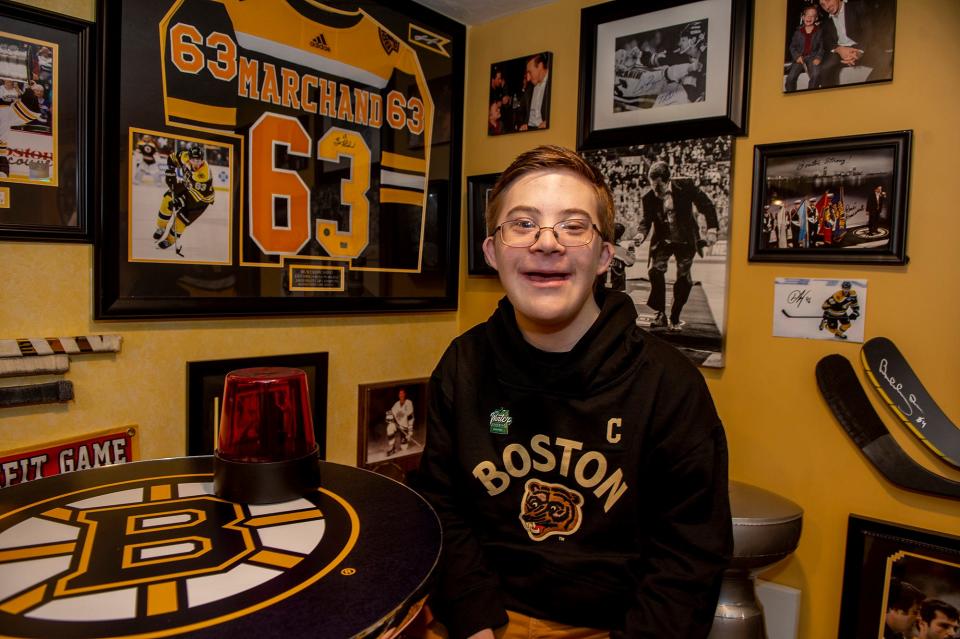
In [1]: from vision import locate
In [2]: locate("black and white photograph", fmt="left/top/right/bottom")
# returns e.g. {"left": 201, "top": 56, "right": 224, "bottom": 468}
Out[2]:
{"left": 583, "top": 135, "right": 732, "bottom": 367}
{"left": 488, "top": 52, "right": 552, "bottom": 136}
{"left": 838, "top": 515, "right": 960, "bottom": 639}
{"left": 782, "top": 0, "right": 896, "bottom": 93}
{"left": 750, "top": 131, "right": 911, "bottom": 264}
{"left": 578, "top": 0, "right": 751, "bottom": 149}
{"left": 357, "top": 378, "right": 428, "bottom": 483}
{"left": 613, "top": 19, "right": 707, "bottom": 112}
{"left": 0, "top": 2, "right": 92, "bottom": 242}
{"left": 128, "top": 129, "right": 232, "bottom": 265}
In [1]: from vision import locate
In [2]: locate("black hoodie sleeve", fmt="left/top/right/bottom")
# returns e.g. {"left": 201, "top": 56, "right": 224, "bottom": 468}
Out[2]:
{"left": 413, "top": 347, "right": 509, "bottom": 639}
{"left": 617, "top": 365, "right": 733, "bottom": 639}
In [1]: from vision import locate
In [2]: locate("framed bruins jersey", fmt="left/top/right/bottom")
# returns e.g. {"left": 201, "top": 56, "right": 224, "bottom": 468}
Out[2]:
{"left": 94, "top": 0, "right": 464, "bottom": 318}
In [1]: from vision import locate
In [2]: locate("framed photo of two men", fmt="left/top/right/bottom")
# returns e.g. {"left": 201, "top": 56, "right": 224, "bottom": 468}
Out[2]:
{"left": 782, "top": 0, "right": 896, "bottom": 93}
{"left": 93, "top": 0, "right": 465, "bottom": 319}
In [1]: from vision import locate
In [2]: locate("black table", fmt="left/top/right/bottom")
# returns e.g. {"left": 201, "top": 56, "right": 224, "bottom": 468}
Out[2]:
{"left": 0, "top": 457, "right": 440, "bottom": 638}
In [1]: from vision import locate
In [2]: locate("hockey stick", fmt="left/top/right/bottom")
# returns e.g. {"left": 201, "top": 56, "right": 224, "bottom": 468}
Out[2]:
{"left": 816, "top": 354, "right": 960, "bottom": 500}
{"left": 861, "top": 337, "right": 960, "bottom": 468}
{"left": 781, "top": 309, "right": 822, "bottom": 319}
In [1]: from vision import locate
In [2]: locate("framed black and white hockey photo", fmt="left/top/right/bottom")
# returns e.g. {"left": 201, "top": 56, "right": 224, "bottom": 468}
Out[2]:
{"left": 749, "top": 130, "right": 911, "bottom": 264}
{"left": 186, "top": 352, "right": 328, "bottom": 458}
{"left": 577, "top": 0, "right": 752, "bottom": 150}
{"left": 94, "top": 0, "right": 464, "bottom": 318}
{"left": 357, "top": 377, "right": 428, "bottom": 484}
{"left": 582, "top": 135, "right": 732, "bottom": 368}
{"left": 838, "top": 515, "right": 960, "bottom": 639}
{"left": 0, "top": 1, "right": 93, "bottom": 243}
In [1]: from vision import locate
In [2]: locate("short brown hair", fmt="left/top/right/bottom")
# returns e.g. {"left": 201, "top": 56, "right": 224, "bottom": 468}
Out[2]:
{"left": 485, "top": 145, "right": 615, "bottom": 242}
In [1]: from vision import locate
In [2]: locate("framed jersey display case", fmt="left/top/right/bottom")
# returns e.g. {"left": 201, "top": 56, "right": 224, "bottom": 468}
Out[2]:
{"left": 0, "top": 1, "right": 94, "bottom": 243}
{"left": 94, "top": 0, "right": 464, "bottom": 318}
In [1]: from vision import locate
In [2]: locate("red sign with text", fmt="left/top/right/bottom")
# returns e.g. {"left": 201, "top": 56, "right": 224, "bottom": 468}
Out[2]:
{"left": 0, "top": 426, "right": 139, "bottom": 488}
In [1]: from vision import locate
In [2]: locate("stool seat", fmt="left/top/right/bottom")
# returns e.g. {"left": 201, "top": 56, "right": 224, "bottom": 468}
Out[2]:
{"left": 729, "top": 481, "right": 803, "bottom": 572}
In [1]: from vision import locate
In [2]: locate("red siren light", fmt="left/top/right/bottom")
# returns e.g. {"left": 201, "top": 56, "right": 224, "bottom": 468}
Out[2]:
{"left": 213, "top": 367, "right": 320, "bottom": 503}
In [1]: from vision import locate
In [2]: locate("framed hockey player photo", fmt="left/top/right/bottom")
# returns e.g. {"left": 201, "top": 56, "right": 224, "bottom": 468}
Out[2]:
{"left": 0, "top": 2, "right": 93, "bottom": 243}
{"left": 577, "top": 0, "right": 752, "bottom": 150}
{"left": 487, "top": 52, "right": 552, "bottom": 136}
{"left": 837, "top": 515, "right": 960, "bottom": 639}
{"left": 467, "top": 172, "right": 499, "bottom": 276}
{"left": 357, "top": 377, "right": 428, "bottom": 484}
{"left": 749, "top": 130, "right": 912, "bottom": 264}
{"left": 186, "top": 352, "right": 328, "bottom": 458}
{"left": 773, "top": 277, "right": 868, "bottom": 343}
{"left": 582, "top": 135, "right": 732, "bottom": 368}
{"left": 94, "top": 0, "right": 465, "bottom": 318}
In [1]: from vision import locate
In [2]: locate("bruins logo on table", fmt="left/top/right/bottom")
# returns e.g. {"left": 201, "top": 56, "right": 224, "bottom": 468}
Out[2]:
{"left": 0, "top": 473, "right": 357, "bottom": 638}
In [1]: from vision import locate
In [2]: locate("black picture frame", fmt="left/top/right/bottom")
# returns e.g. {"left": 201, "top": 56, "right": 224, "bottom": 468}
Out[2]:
{"left": 837, "top": 514, "right": 960, "bottom": 639}
{"left": 577, "top": 0, "right": 752, "bottom": 150}
{"left": 467, "top": 172, "right": 499, "bottom": 276}
{"left": 186, "top": 352, "right": 328, "bottom": 458}
{"left": 0, "top": 1, "right": 93, "bottom": 242}
{"left": 781, "top": 0, "right": 896, "bottom": 94}
{"left": 357, "top": 377, "right": 429, "bottom": 484}
{"left": 749, "top": 130, "right": 911, "bottom": 264}
{"left": 94, "top": 0, "right": 464, "bottom": 319}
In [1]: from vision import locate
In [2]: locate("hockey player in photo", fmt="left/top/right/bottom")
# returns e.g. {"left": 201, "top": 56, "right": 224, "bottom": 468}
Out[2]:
{"left": 0, "top": 85, "right": 40, "bottom": 179}
{"left": 153, "top": 144, "right": 214, "bottom": 256}
{"left": 389, "top": 388, "right": 415, "bottom": 454}
{"left": 820, "top": 280, "right": 860, "bottom": 340}
{"left": 133, "top": 134, "right": 160, "bottom": 185}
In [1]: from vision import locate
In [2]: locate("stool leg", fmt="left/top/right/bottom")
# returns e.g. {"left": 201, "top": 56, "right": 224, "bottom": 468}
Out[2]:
{"left": 708, "top": 569, "right": 767, "bottom": 639}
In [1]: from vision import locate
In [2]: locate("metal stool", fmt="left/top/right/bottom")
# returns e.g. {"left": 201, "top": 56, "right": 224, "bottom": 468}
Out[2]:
{"left": 708, "top": 481, "right": 803, "bottom": 638}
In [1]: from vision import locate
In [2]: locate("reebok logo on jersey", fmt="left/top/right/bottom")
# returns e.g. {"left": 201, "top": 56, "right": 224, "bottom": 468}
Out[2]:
{"left": 378, "top": 28, "right": 400, "bottom": 55}
{"left": 309, "top": 33, "right": 330, "bottom": 52}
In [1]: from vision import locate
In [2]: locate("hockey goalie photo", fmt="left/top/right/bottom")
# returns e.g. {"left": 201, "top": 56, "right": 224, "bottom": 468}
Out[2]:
{"left": 128, "top": 129, "right": 232, "bottom": 265}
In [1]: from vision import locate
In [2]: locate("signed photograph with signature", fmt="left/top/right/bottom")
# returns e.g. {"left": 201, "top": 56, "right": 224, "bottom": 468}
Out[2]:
{"left": 749, "top": 131, "right": 911, "bottom": 265}
{"left": 773, "top": 277, "right": 867, "bottom": 342}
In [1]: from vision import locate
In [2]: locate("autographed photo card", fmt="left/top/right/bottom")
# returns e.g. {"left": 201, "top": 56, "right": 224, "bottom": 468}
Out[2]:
{"left": 773, "top": 277, "right": 867, "bottom": 342}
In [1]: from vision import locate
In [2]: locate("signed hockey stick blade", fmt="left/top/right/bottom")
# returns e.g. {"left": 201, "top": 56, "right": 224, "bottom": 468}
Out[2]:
{"left": 816, "top": 354, "right": 960, "bottom": 500}
{"left": 861, "top": 337, "right": 960, "bottom": 468}
{"left": 781, "top": 309, "right": 822, "bottom": 319}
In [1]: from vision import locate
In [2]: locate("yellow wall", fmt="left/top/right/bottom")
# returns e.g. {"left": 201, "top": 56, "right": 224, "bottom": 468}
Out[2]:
{"left": 3, "top": 0, "right": 959, "bottom": 637}
{"left": 460, "top": 0, "right": 960, "bottom": 637}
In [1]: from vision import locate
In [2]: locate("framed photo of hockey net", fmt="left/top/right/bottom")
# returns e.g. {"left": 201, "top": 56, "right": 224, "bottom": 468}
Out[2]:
{"left": 0, "top": 1, "right": 93, "bottom": 243}
{"left": 94, "top": 0, "right": 464, "bottom": 318}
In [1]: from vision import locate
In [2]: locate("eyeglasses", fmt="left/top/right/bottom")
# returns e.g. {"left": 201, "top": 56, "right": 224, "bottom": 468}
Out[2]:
{"left": 494, "top": 218, "right": 600, "bottom": 248}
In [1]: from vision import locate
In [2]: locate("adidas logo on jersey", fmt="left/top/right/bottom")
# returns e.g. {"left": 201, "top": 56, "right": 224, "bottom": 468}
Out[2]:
{"left": 309, "top": 33, "right": 330, "bottom": 52}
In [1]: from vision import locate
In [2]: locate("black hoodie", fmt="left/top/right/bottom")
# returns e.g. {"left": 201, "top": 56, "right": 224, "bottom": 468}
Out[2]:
{"left": 415, "top": 289, "right": 732, "bottom": 638}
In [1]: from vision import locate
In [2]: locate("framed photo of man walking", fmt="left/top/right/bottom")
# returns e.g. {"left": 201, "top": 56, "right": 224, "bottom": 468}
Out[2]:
{"left": 583, "top": 135, "right": 733, "bottom": 368}
{"left": 749, "top": 130, "right": 911, "bottom": 264}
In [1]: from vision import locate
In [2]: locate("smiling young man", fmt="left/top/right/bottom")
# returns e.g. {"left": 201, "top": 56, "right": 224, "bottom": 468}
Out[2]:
{"left": 415, "top": 146, "right": 732, "bottom": 639}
